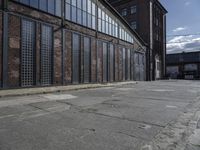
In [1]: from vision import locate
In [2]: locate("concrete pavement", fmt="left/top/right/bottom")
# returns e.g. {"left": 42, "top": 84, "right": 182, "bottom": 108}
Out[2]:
{"left": 0, "top": 80, "right": 200, "bottom": 150}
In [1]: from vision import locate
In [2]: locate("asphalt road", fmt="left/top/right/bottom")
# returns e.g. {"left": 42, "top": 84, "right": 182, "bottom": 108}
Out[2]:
{"left": 0, "top": 80, "right": 200, "bottom": 150}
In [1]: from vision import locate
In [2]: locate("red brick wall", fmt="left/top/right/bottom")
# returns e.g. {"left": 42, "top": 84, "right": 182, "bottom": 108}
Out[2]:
{"left": 53, "top": 28, "right": 62, "bottom": 85}
{"left": 97, "top": 41, "right": 103, "bottom": 83}
{"left": 0, "top": 12, "right": 2, "bottom": 86}
{"left": 64, "top": 31, "right": 72, "bottom": 84}
{"left": 7, "top": 15, "right": 21, "bottom": 87}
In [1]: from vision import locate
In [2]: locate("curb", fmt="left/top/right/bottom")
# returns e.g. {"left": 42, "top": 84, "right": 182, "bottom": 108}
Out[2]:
{"left": 0, "top": 81, "right": 137, "bottom": 98}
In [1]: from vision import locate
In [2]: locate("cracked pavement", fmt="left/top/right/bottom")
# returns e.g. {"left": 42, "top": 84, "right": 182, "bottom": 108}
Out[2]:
{"left": 0, "top": 80, "right": 200, "bottom": 150}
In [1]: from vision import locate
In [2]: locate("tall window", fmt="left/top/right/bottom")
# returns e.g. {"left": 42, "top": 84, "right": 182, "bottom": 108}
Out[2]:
{"left": 65, "top": 0, "right": 96, "bottom": 29}
{"left": 15, "top": 0, "right": 61, "bottom": 17}
{"left": 121, "top": 8, "right": 127, "bottom": 16}
{"left": 131, "top": 21, "right": 137, "bottom": 30}
{"left": 131, "top": 5, "right": 137, "bottom": 14}
{"left": 21, "top": 19, "right": 35, "bottom": 87}
{"left": 41, "top": 25, "right": 53, "bottom": 85}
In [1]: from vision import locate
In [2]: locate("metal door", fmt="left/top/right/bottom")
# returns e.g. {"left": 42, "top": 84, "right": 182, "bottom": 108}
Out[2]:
{"left": 72, "top": 34, "right": 80, "bottom": 84}
{"left": 139, "top": 54, "right": 145, "bottom": 81}
{"left": 134, "top": 53, "right": 140, "bottom": 81}
{"left": 109, "top": 44, "right": 114, "bottom": 82}
{"left": 134, "top": 52, "right": 145, "bottom": 81}
{"left": 41, "top": 25, "right": 53, "bottom": 85}
{"left": 126, "top": 49, "right": 131, "bottom": 80}
{"left": 21, "top": 19, "right": 35, "bottom": 87}
{"left": 83, "top": 37, "right": 91, "bottom": 83}
{"left": 103, "top": 42, "right": 108, "bottom": 82}
{"left": 122, "top": 48, "right": 126, "bottom": 81}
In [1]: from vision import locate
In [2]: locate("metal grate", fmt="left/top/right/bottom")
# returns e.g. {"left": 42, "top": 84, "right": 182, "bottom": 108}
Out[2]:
{"left": 21, "top": 19, "right": 35, "bottom": 87}
{"left": 41, "top": 25, "right": 53, "bottom": 85}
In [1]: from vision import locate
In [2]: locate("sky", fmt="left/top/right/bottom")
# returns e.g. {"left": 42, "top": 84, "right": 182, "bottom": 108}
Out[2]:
{"left": 160, "top": 0, "right": 200, "bottom": 54}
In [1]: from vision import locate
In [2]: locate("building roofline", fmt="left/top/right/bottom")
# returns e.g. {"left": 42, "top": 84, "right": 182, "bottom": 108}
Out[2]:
{"left": 154, "top": 0, "right": 168, "bottom": 13}
{"left": 100, "top": 0, "right": 147, "bottom": 46}
{"left": 167, "top": 51, "right": 200, "bottom": 56}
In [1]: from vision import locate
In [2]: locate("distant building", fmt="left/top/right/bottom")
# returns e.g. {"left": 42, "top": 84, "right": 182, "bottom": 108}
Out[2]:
{"left": 107, "top": 0, "right": 167, "bottom": 80}
{"left": 166, "top": 52, "right": 200, "bottom": 80}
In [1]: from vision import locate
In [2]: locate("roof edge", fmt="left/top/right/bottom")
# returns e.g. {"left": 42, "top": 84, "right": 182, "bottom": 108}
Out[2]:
{"left": 100, "top": 0, "right": 147, "bottom": 46}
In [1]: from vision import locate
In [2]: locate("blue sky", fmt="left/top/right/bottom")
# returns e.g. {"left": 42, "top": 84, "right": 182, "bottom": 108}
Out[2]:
{"left": 160, "top": 0, "right": 200, "bottom": 54}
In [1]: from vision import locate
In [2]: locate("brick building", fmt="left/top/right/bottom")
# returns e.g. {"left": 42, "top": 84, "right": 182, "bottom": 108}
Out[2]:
{"left": 0, "top": 0, "right": 146, "bottom": 89}
{"left": 107, "top": 0, "right": 167, "bottom": 80}
{"left": 166, "top": 52, "right": 200, "bottom": 80}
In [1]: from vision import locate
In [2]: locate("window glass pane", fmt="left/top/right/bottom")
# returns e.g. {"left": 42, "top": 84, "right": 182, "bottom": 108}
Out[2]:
{"left": 77, "top": 9, "right": 82, "bottom": 24}
{"left": 106, "top": 22, "right": 108, "bottom": 34}
{"left": 92, "top": 2, "right": 95, "bottom": 16}
{"left": 30, "top": 0, "right": 39, "bottom": 8}
{"left": 83, "top": 0, "right": 87, "bottom": 11}
{"left": 83, "top": 11, "right": 87, "bottom": 26}
{"left": 98, "top": 8, "right": 101, "bottom": 19}
{"left": 55, "top": 0, "right": 61, "bottom": 16}
{"left": 48, "top": 0, "right": 55, "bottom": 14}
{"left": 77, "top": 0, "right": 82, "bottom": 9}
{"left": 65, "top": 3, "right": 71, "bottom": 20}
{"left": 102, "top": 20, "right": 105, "bottom": 33}
{"left": 72, "top": 0, "right": 76, "bottom": 6}
{"left": 40, "top": 0, "right": 47, "bottom": 11}
{"left": 87, "top": 0, "right": 91, "bottom": 14}
{"left": 72, "top": 6, "right": 77, "bottom": 22}
{"left": 98, "top": 19, "right": 101, "bottom": 31}
{"left": 102, "top": 11, "right": 105, "bottom": 20}
{"left": 66, "top": 0, "right": 70, "bottom": 4}
{"left": 21, "top": 0, "right": 29, "bottom": 5}
{"left": 92, "top": 16, "right": 96, "bottom": 29}
{"left": 87, "top": 14, "right": 91, "bottom": 28}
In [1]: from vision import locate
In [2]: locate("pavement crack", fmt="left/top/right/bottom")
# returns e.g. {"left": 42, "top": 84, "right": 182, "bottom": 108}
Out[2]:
{"left": 116, "top": 131, "right": 147, "bottom": 141}
{"left": 82, "top": 110, "right": 165, "bottom": 128}
{"left": 27, "top": 103, "right": 51, "bottom": 113}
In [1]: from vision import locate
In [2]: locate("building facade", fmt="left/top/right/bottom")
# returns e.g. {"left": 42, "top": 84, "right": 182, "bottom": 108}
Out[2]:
{"left": 166, "top": 52, "right": 200, "bottom": 80}
{"left": 0, "top": 0, "right": 146, "bottom": 89}
{"left": 107, "top": 0, "right": 167, "bottom": 80}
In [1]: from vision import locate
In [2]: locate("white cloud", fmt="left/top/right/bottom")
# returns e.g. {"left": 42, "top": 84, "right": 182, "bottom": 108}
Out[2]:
{"left": 173, "top": 27, "right": 187, "bottom": 32}
{"left": 167, "top": 35, "right": 200, "bottom": 54}
{"left": 185, "top": 1, "right": 191, "bottom": 6}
